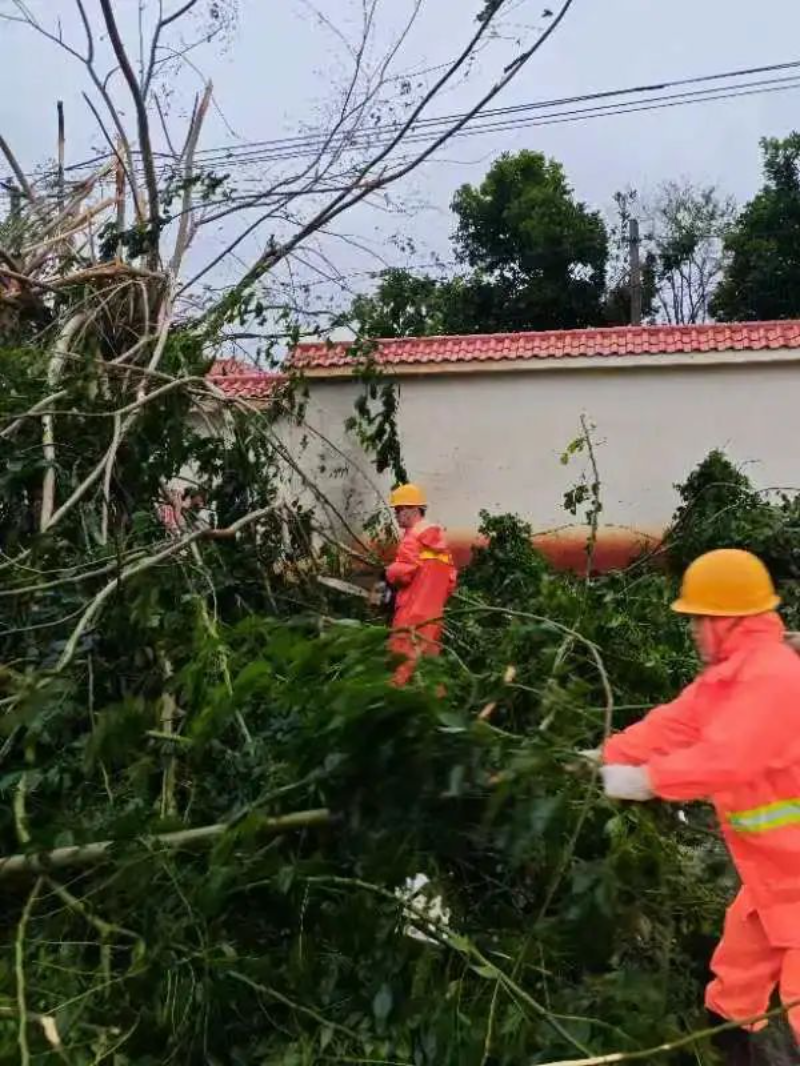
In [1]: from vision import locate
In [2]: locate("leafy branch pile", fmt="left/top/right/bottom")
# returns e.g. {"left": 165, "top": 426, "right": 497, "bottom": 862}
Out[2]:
{"left": 7, "top": 2, "right": 799, "bottom": 1061}
{"left": 3, "top": 330, "right": 799, "bottom": 1066}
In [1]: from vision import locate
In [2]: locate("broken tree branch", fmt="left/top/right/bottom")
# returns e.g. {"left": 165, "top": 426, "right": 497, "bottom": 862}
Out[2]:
{"left": 0, "top": 133, "right": 37, "bottom": 204}
{"left": 169, "top": 80, "right": 213, "bottom": 275}
{"left": 0, "top": 809, "right": 332, "bottom": 878}
{"left": 99, "top": 0, "right": 161, "bottom": 260}
{"left": 40, "top": 313, "right": 89, "bottom": 532}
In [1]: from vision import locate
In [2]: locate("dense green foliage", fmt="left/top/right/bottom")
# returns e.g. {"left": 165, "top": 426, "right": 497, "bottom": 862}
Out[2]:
{"left": 348, "top": 268, "right": 500, "bottom": 340}
{"left": 347, "top": 156, "right": 746, "bottom": 338}
{"left": 349, "top": 150, "right": 610, "bottom": 338}
{"left": 666, "top": 449, "right": 800, "bottom": 589}
{"left": 450, "top": 151, "right": 609, "bottom": 330}
{"left": 2, "top": 330, "right": 799, "bottom": 1064}
{"left": 0, "top": 504, "right": 723, "bottom": 1065}
{"left": 713, "top": 134, "right": 800, "bottom": 321}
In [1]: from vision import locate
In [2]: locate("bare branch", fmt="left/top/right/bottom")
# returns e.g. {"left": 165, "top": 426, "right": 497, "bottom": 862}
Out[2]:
{"left": 115, "top": 139, "right": 126, "bottom": 255}
{"left": 143, "top": 0, "right": 202, "bottom": 98}
{"left": 0, "top": 134, "right": 37, "bottom": 204}
{"left": 73, "top": 0, "right": 94, "bottom": 62}
{"left": 98, "top": 0, "right": 162, "bottom": 266}
{"left": 40, "top": 313, "right": 89, "bottom": 532}
{"left": 55, "top": 101, "right": 66, "bottom": 209}
{"left": 199, "top": 0, "right": 576, "bottom": 327}
{"left": 188, "top": 0, "right": 424, "bottom": 234}
{"left": 8, "top": 0, "right": 142, "bottom": 218}
{"left": 154, "top": 92, "right": 180, "bottom": 158}
{"left": 80, "top": 92, "right": 141, "bottom": 227}
{"left": 0, "top": 809, "right": 332, "bottom": 877}
{"left": 170, "top": 81, "right": 213, "bottom": 275}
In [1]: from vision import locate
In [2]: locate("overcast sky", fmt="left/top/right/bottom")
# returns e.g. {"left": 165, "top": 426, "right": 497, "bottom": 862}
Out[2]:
{"left": 3, "top": 0, "right": 800, "bottom": 319}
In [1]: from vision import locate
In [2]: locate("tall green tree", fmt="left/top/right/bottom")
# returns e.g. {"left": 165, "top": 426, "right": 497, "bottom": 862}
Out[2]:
{"left": 347, "top": 150, "right": 610, "bottom": 338}
{"left": 712, "top": 133, "right": 800, "bottom": 321}
{"left": 349, "top": 269, "right": 450, "bottom": 338}
{"left": 451, "top": 150, "right": 609, "bottom": 330}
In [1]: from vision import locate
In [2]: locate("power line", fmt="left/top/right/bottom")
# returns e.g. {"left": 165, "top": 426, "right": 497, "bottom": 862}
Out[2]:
{"left": 180, "top": 58, "right": 800, "bottom": 164}
{"left": 6, "top": 63, "right": 800, "bottom": 205}
{"left": 169, "top": 74, "right": 800, "bottom": 169}
{"left": 126, "top": 74, "right": 800, "bottom": 179}
{"left": 400, "top": 76, "right": 800, "bottom": 145}
{"left": 50, "top": 57, "right": 800, "bottom": 178}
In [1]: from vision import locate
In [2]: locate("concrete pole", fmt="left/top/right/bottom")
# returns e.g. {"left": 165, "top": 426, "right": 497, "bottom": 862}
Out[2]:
{"left": 629, "top": 217, "right": 642, "bottom": 326}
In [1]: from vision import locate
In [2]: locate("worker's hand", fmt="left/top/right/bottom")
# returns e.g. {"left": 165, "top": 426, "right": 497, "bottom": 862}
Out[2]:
{"left": 785, "top": 631, "right": 800, "bottom": 655}
{"left": 368, "top": 579, "right": 386, "bottom": 607}
{"left": 379, "top": 575, "right": 396, "bottom": 610}
{"left": 368, "top": 576, "right": 396, "bottom": 613}
{"left": 601, "top": 764, "right": 654, "bottom": 802}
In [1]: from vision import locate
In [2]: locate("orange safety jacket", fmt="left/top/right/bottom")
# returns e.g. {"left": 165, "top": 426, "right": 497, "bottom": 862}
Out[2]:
{"left": 603, "top": 613, "right": 800, "bottom": 947}
{"left": 386, "top": 520, "right": 457, "bottom": 672}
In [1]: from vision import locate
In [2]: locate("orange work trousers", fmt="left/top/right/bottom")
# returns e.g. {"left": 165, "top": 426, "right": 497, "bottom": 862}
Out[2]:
{"left": 706, "top": 889, "right": 800, "bottom": 1042}
{"left": 389, "top": 624, "right": 442, "bottom": 687}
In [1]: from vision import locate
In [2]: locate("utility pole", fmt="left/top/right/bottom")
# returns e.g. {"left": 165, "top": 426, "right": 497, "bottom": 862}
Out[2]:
{"left": 628, "top": 217, "right": 642, "bottom": 326}
{"left": 56, "top": 100, "right": 66, "bottom": 209}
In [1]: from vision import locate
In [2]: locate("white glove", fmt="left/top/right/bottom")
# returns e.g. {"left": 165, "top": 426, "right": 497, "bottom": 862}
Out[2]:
{"left": 565, "top": 747, "right": 603, "bottom": 775}
{"left": 601, "top": 764, "right": 654, "bottom": 802}
{"left": 577, "top": 748, "right": 602, "bottom": 765}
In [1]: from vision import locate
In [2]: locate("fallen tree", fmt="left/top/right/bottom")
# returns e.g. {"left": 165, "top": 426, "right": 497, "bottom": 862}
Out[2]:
{"left": 2, "top": 430, "right": 800, "bottom": 1062}
{"left": 2, "top": 4, "right": 800, "bottom": 1062}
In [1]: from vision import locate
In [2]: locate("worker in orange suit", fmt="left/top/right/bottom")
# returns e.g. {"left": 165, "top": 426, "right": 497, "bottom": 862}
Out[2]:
{"left": 384, "top": 484, "right": 457, "bottom": 686}
{"left": 595, "top": 550, "right": 800, "bottom": 1064}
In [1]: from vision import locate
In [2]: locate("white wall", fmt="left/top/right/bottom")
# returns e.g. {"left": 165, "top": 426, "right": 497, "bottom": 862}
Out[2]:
{"left": 292, "top": 358, "right": 800, "bottom": 535}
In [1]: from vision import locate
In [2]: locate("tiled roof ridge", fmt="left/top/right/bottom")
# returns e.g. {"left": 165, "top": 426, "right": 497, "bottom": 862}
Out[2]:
{"left": 205, "top": 323, "right": 800, "bottom": 396}
{"left": 207, "top": 359, "right": 286, "bottom": 399}
{"left": 290, "top": 320, "right": 800, "bottom": 370}
{"left": 207, "top": 358, "right": 285, "bottom": 378}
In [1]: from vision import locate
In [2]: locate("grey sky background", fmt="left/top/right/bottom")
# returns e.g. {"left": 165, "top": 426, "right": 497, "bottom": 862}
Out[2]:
{"left": 3, "top": 0, "right": 800, "bottom": 323}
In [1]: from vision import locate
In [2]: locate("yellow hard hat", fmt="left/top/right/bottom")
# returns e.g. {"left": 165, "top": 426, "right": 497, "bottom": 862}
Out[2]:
{"left": 671, "top": 549, "right": 780, "bottom": 617}
{"left": 390, "top": 483, "right": 427, "bottom": 509}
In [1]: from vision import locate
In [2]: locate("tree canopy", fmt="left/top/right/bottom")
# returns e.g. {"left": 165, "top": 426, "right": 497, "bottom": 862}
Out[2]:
{"left": 349, "top": 151, "right": 610, "bottom": 338}
{"left": 347, "top": 158, "right": 743, "bottom": 338}
{"left": 451, "top": 151, "right": 609, "bottom": 330}
{"left": 712, "top": 134, "right": 800, "bottom": 321}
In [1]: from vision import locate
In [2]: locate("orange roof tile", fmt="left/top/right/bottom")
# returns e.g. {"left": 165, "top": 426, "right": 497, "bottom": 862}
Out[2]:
{"left": 207, "top": 359, "right": 286, "bottom": 399}
{"left": 290, "top": 321, "right": 800, "bottom": 371}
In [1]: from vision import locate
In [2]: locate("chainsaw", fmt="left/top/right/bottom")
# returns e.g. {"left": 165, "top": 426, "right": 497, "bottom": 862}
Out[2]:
{"left": 317, "top": 574, "right": 396, "bottom": 618}
{"left": 316, "top": 575, "right": 370, "bottom": 600}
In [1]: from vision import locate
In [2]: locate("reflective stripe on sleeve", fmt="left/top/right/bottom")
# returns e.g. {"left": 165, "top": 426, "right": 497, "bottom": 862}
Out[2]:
{"left": 729, "top": 799, "right": 800, "bottom": 834}
{"left": 418, "top": 550, "right": 453, "bottom": 564}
